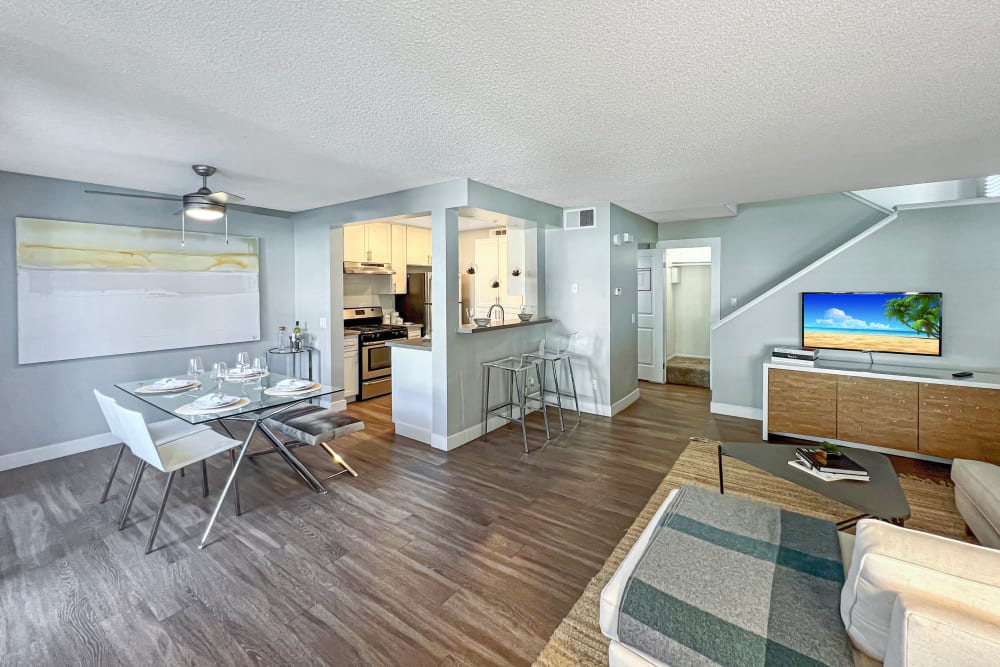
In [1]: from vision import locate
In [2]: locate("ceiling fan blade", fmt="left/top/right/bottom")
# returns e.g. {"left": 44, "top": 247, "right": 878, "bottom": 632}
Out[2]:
{"left": 84, "top": 189, "right": 181, "bottom": 202}
{"left": 205, "top": 191, "right": 244, "bottom": 204}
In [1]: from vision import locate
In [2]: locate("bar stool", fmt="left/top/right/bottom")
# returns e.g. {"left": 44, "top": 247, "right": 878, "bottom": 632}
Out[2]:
{"left": 523, "top": 332, "right": 581, "bottom": 432}
{"left": 481, "top": 356, "right": 550, "bottom": 452}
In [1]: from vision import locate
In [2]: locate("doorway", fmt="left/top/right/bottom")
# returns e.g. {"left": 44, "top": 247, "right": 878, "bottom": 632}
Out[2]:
{"left": 649, "top": 237, "right": 721, "bottom": 390}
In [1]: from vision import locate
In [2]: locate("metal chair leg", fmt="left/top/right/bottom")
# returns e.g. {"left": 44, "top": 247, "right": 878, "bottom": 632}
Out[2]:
{"left": 482, "top": 365, "right": 491, "bottom": 442}
{"left": 201, "top": 460, "right": 210, "bottom": 497}
{"left": 100, "top": 443, "right": 126, "bottom": 504}
{"left": 229, "top": 448, "right": 242, "bottom": 516}
{"left": 144, "top": 471, "right": 176, "bottom": 554}
{"left": 566, "top": 357, "right": 582, "bottom": 420}
{"left": 534, "top": 362, "right": 550, "bottom": 440}
{"left": 118, "top": 461, "right": 146, "bottom": 530}
{"left": 514, "top": 370, "right": 529, "bottom": 453}
{"left": 320, "top": 441, "right": 359, "bottom": 478}
{"left": 551, "top": 360, "right": 565, "bottom": 431}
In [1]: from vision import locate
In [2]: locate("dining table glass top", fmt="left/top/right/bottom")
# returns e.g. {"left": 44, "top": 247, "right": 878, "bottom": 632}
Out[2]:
{"left": 115, "top": 371, "right": 341, "bottom": 424}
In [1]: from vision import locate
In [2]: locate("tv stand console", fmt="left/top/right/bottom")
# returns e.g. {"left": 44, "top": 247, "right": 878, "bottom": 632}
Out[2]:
{"left": 763, "top": 360, "right": 1000, "bottom": 463}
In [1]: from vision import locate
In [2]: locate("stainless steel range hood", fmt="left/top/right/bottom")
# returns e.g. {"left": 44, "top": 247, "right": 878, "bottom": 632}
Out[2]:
{"left": 344, "top": 261, "right": 394, "bottom": 275}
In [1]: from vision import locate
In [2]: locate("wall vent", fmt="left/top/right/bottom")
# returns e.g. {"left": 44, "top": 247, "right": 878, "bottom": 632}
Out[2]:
{"left": 490, "top": 228, "right": 507, "bottom": 237}
{"left": 564, "top": 207, "right": 596, "bottom": 230}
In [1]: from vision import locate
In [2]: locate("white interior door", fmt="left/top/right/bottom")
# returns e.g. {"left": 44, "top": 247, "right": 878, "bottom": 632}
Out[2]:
{"left": 637, "top": 250, "right": 665, "bottom": 383}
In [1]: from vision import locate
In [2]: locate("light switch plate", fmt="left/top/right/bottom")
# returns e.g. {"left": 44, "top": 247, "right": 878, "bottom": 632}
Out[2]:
{"left": 319, "top": 317, "right": 328, "bottom": 329}
{"left": 571, "top": 283, "right": 578, "bottom": 294}
{"left": 730, "top": 297, "right": 738, "bottom": 307}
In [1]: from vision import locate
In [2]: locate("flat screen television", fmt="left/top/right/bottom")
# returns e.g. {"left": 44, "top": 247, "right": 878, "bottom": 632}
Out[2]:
{"left": 801, "top": 292, "right": 942, "bottom": 356}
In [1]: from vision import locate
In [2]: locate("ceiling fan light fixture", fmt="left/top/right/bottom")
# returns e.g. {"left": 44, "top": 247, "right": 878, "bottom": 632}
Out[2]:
{"left": 183, "top": 202, "right": 225, "bottom": 221}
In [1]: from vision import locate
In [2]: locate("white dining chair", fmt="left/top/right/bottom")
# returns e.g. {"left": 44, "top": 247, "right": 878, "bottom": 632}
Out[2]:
{"left": 94, "top": 391, "right": 214, "bottom": 504}
{"left": 93, "top": 390, "right": 243, "bottom": 554}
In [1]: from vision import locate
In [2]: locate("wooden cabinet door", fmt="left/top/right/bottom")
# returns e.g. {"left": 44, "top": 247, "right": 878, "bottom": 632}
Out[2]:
{"left": 366, "top": 223, "right": 392, "bottom": 263}
{"left": 343, "top": 225, "right": 367, "bottom": 263}
{"left": 919, "top": 384, "right": 1000, "bottom": 462}
{"left": 767, "top": 368, "right": 837, "bottom": 438}
{"left": 390, "top": 224, "right": 407, "bottom": 294}
{"left": 406, "top": 227, "right": 431, "bottom": 265}
{"left": 837, "top": 377, "right": 918, "bottom": 451}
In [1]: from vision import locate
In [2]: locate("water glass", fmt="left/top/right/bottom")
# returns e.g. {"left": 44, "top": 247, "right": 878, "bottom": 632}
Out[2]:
{"left": 187, "top": 356, "right": 204, "bottom": 379}
{"left": 236, "top": 352, "right": 250, "bottom": 370}
{"left": 211, "top": 362, "right": 228, "bottom": 396}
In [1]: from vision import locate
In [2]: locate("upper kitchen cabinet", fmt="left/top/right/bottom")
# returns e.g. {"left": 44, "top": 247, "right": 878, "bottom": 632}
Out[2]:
{"left": 390, "top": 224, "right": 407, "bottom": 294}
{"left": 343, "top": 224, "right": 367, "bottom": 263}
{"left": 473, "top": 234, "right": 522, "bottom": 316}
{"left": 343, "top": 222, "right": 392, "bottom": 263}
{"left": 406, "top": 226, "right": 432, "bottom": 266}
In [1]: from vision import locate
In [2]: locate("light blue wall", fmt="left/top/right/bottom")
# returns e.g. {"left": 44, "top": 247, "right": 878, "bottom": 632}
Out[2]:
{"left": 658, "top": 194, "right": 887, "bottom": 318}
{"left": 711, "top": 200, "right": 1000, "bottom": 411}
{"left": 0, "top": 171, "right": 295, "bottom": 457}
{"left": 609, "top": 204, "right": 658, "bottom": 403}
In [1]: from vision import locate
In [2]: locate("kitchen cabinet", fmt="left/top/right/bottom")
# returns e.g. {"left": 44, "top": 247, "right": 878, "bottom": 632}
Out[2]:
{"left": 343, "top": 223, "right": 391, "bottom": 263}
{"left": 390, "top": 224, "right": 407, "bottom": 294}
{"left": 344, "top": 335, "right": 359, "bottom": 400}
{"left": 472, "top": 235, "right": 522, "bottom": 318}
{"left": 343, "top": 225, "right": 367, "bottom": 263}
{"left": 406, "top": 227, "right": 432, "bottom": 266}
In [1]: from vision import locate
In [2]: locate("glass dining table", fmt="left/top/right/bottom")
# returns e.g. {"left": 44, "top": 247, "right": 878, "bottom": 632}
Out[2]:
{"left": 116, "top": 371, "right": 342, "bottom": 548}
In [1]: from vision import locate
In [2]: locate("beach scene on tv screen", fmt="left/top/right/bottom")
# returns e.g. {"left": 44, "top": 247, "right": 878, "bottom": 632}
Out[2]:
{"left": 802, "top": 292, "right": 941, "bottom": 355}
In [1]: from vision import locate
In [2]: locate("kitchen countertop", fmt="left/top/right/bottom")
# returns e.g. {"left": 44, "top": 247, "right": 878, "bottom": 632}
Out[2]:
{"left": 456, "top": 317, "right": 552, "bottom": 334}
{"left": 387, "top": 338, "right": 432, "bottom": 351}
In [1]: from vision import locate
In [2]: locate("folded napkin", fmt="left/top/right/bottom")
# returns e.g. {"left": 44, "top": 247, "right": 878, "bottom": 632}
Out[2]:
{"left": 151, "top": 377, "right": 193, "bottom": 390}
{"left": 275, "top": 378, "right": 312, "bottom": 391}
{"left": 228, "top": 368, "right": 261, "bottom": 378}
{"left": 191, "top": 394, "right": 240, "bottom": 409}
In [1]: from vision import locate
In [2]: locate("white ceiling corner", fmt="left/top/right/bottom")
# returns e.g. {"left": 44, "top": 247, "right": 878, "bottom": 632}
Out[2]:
{"left": 3, "top": 1, "right": 1000, "bottom": 217}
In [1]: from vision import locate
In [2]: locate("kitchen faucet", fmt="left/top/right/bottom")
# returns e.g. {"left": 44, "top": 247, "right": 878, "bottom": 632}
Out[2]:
{"left": 487, "top": 303, "right": 505, "bottom": 324}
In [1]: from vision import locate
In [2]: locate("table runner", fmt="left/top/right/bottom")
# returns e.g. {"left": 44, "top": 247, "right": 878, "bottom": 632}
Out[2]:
{"left": 618, "top": 486, "right": 853, "bottom": 666}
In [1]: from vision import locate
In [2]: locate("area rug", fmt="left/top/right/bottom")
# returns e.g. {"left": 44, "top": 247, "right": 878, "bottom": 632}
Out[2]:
{"left": 532, "top": 437, "right": 968, "bottom": 667}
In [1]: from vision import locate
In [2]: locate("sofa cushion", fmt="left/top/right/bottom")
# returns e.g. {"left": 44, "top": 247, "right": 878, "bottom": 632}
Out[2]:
{"left": 952, "top": 459, "right": 1000, "bottom": 547}
{"left": 841, "top": 519, "right": 1000, "bottom": 661}
{"left": 883, "top": 594, "right": 1000, "bottom": 667}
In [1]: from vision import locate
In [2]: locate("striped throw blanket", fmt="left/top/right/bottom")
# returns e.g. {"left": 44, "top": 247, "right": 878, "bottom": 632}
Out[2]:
{"left": 618, "top": 486, "right": 853, "bottom": 666}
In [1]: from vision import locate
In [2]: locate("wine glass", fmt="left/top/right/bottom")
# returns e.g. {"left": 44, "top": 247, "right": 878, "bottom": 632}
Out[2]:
{"left": 252, "top": 355, "right": 268, "bottom": 386}
{"left": 211, "top": 362, "right": 228, "bottom": 397}
{"left": 187, "top": 356, "right": 204, "bottom": 380}
{"left": 236, "top": 352, "right": 250, "bottom": 372}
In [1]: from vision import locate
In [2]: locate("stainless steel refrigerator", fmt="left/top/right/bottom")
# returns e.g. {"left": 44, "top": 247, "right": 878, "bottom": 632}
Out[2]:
{"left": 399, "top": 272, "right": 431, "bottom": 337}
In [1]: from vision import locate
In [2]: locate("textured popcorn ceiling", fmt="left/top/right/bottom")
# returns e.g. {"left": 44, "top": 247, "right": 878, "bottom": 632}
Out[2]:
{"left": 2, "top": 1, "right": 999, "bottom": 219}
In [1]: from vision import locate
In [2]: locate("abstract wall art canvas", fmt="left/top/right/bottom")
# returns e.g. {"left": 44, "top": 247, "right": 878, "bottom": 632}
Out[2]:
{"left": 16, "top": 217, "right": 260, "bottom": 364}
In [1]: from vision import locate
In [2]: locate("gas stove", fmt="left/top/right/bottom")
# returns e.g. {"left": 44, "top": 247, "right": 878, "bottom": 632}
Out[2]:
{"left": 344, "top": 307, "right": 408, "bottom": 343}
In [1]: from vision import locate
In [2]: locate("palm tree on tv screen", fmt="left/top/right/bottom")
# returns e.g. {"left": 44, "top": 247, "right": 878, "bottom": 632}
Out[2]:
{"left": 883, "top": 294, "right": 941, "bottom": 339}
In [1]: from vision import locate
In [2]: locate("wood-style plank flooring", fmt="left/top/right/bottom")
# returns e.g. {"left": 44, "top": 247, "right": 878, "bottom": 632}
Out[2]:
{"left": 0, "top": 383, "right": 942, "bottom": 665}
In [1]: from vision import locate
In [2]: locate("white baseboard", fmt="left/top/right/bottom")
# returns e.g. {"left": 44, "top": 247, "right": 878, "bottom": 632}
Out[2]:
{"left": 610, "top": 388, "right": 641, "bottom": 416}
{"left": 0, "top": 418, "right": 175, "bottom": 472}
{"left": 432, "top": 415, "right": 509, "bottom": 451}
{"left": 394, "top": 421, "right": 432, "bottom": 445}
{"left": 710, "top": 402, "right": 763, "bottom": 420}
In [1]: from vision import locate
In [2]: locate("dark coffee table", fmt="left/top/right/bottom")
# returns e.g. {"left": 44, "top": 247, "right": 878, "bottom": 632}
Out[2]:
{"left": 718, "top": 442, "right": 911, "bottom": 528}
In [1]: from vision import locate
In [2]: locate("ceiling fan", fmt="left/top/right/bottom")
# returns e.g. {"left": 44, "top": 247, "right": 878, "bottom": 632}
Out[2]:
{"left": 85, "top": 165, "right": 244, "bottom": 245}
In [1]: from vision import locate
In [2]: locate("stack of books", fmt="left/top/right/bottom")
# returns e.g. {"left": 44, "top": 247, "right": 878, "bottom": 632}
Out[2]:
{"left": 770, "top": 347, "right": 818, "bottom": 367}
{"left": 790, "top": 447, "right": 870, "bottom": 482}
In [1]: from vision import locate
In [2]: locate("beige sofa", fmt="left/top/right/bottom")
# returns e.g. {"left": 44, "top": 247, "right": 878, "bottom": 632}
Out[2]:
{"left": 601, "top": 492, "right": 1000, "bottom": 666}
{"left": 952, "top": 459, "right": 1000, "bottom": 548}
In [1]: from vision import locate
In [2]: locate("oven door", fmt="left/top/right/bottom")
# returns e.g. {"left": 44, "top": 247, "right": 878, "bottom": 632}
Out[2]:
{"left": 361, "top": 342, "right": 392, "bottom": 380}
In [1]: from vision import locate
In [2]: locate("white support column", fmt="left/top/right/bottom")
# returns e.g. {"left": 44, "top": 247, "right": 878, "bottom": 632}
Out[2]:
{"left": 430, "top": 208, "right": 460, "bottom": 448}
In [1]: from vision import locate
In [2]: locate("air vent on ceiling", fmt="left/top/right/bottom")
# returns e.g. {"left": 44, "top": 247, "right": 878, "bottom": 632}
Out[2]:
{"left": 564, "top": 207, "right": 596, "bottom": 230}
{"left": 490, "top": 228, "right": 507, "bottom": 237}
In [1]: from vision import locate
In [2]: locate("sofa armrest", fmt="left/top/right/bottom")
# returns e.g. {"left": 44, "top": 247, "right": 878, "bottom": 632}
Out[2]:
{"left": 841, "top": 520, "right": 1000, "bottom": 660}
{"left": 883, "top": 594, "right": 1000, "bottom": 667}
